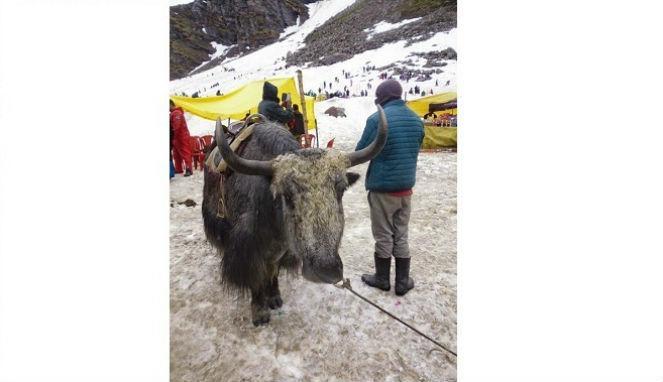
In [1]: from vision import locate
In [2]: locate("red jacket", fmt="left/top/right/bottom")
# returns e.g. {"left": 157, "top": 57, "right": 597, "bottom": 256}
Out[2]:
{"left": 170, "top": 107, "right": 191, "bottom": 144}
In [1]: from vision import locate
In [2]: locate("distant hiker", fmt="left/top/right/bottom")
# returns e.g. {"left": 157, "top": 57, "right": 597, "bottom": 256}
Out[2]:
{"left": 324, "top": 81, "right": 326, "bottom": 88}
{"left": 258, "top": 81, "right": 293, "bottom": 124}
{"left": 290, "top": 104, "right": 306, "bottom": 139}
{"left": 409, "top": 88, "right": 413, "bottom": 95}
{"left": 435, "top": 79, "right": 439, "bottom": 86}
{"left": 170, "top": 100, "right": 193, "bottom": 177}
{"left": 216, "top": 90, "right": 221, "bottom": 96}
{"left": 356, "top": 79, "right": 424, "bottom": 296}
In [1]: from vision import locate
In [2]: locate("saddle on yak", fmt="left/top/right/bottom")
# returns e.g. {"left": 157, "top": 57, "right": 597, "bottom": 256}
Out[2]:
{"left": 205, "top": 114, "right": 267, "bottom": 218}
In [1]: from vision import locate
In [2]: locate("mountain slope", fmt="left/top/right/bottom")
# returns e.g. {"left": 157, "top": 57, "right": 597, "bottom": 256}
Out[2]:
{"left": 170, "top": 0, "right": 456, "bottom": 80}
{"left": 286, "top": 0, "right": 456, "bottom": 67}
{"left": 170, "top": 0, "right": 315, "bottom": 80}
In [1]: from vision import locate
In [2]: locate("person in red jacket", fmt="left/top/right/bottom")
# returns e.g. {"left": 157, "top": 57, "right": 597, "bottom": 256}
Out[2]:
{"left": 170, "top": 100, "right": 193, "bottom": 176}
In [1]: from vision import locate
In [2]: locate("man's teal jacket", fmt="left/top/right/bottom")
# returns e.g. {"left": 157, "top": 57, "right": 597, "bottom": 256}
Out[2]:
{"left": 355, "top": 99, "right": 424, "bottom": 192}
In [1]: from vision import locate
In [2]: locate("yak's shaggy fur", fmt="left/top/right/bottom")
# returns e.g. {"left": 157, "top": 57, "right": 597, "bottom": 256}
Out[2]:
{"left": 202, "top": 121, "right": 301, "bottom": 294}
{"left": 202, "top": 120, "right": 360, "bottom": 326}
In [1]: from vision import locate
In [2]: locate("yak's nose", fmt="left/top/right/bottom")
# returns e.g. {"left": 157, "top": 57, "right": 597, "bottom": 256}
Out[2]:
{"left": 315, "top": 265, "right": 343, "bottom": 284}
{"left": 302, "top": 256, "right": 343, "bottom": 284}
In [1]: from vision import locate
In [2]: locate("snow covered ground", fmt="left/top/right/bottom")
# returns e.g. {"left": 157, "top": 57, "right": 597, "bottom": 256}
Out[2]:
{"left": 170, "top": 97, "right": 457, "bottom": 381}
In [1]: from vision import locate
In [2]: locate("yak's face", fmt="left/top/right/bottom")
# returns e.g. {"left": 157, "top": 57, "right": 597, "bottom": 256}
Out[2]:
{"left": 271, "top": 150, "right": 360, "bottom": 284}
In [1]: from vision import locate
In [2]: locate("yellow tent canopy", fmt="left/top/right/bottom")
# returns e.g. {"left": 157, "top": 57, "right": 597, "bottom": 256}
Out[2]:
{"left": 422, "top": 125, "right": 457, "bottom": 149}
{"left": 170, "top": 76, "right": 316, "bottom": 130}
{"left": 406, "top": 92, "right": 457, "bottom": 116}
{"left": 408, "top": 92, "right": 458, "bottom": 149}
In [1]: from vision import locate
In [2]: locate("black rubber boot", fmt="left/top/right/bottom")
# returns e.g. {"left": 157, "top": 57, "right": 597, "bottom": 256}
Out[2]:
{"left": 184, "top": 168, "right": 193, "bottom": 177}
{"left": 395, "top": 257, "right": 415, "bottom": 296}
{"left": 361, "top": 255, "right": 391, "bottom": 291}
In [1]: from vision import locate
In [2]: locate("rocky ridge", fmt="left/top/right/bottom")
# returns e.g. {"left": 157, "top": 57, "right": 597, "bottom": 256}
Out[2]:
{"left": 171, "top": 0, "right": 315, "bottom": 80}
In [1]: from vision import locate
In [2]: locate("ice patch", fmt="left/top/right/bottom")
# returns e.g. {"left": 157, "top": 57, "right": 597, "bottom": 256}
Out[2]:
{"left": 364, "top": 17, "right": 422, "bottom": 39}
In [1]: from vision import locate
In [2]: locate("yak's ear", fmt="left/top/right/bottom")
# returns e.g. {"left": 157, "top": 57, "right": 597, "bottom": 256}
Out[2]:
{"left": 347, "top": 172, "right": 360, "bottom": 186}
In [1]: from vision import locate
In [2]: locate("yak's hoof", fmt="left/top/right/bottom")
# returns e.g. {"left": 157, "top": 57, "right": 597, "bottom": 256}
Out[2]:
{"left": 267, "top": 295, "right": 283, "bottom": 309}
{"left": 251, "top": 307, "right": 271, "bottom": 326}
{"left": 252, "top": 314, "right": 270, "bottom": 326}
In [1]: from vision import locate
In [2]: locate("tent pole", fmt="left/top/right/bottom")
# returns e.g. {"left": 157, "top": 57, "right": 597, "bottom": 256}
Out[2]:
{"left": 295, "top": 69, "right": 311, "bottom": 146}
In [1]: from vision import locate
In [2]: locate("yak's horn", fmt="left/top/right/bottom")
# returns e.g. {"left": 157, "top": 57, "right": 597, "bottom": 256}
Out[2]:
{"left": 215, "top": 118, "right": 274, "bottom": 176}
{"left": 346, "top": 105, "right": 388, "bottom": 167}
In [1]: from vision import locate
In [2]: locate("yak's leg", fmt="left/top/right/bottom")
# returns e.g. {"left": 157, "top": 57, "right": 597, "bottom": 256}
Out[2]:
{"left": 250, "top": 286, "right": 270, "bottom": 326}
{"left": 266, "top": 266, "right": 283, "bottom": 309}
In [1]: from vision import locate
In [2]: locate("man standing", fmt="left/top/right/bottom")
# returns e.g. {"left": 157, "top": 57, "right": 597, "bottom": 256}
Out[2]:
{"left": 170, "top": 100, "right": 193, "bottom": 177}
{"left": 258, "top": 81, "right": 293, "bottom": 124}
{"left": 356, "top": 79, "right": 424, "bottom": 296}
{"left": 290, "top": 104, "right": 306, "bottom": 139}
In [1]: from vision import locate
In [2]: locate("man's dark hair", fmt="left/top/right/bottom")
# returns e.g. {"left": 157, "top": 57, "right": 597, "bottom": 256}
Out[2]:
{"left": 292, "top": 104, "right": 299, "bottom": 111}
{"left": 169, "top": 99, "right": 175, "bottom": 107}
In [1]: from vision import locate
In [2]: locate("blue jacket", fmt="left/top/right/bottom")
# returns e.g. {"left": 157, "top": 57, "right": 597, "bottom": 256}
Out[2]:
{"left": 355, "top": 99, "right": 424, "bottom": 192}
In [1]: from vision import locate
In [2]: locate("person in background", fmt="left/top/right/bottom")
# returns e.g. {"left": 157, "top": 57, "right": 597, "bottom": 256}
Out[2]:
{"left": 258, "top": 81, "right": 293, "bottom": 124}
{"left": 170, "top": 99, "right": 193, "bottom": 177}
{"left": 170, "top": 122, "right": 175, "bottom": 179}
{"left": 423, "top": 111, "right": 437, "bottom": 121}
{"left": 290, "top": 104, "right": 306, "bottom": 139}
{"left": 356, "top": 79, "right": 424, "bottom": 296}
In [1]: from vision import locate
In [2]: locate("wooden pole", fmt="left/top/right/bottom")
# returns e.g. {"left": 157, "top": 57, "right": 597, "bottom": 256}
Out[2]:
{"left": 295, "top": 69, "right": 311, "bottom": 146}
{"left": 314, "top": 118, "right": 320, "bottom": 148}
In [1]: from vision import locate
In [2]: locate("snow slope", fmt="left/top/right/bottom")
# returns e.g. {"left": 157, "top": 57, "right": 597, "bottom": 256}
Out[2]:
{"left": 364, "top": 17, "right": 422, "bottom": 39}
{"left": 170, "top": 0, "right": 456, "bottom": 136}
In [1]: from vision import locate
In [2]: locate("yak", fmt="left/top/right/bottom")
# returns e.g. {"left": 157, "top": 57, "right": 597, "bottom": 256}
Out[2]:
{"left": 202, "top": 106, "right": 387, "bottom": 326}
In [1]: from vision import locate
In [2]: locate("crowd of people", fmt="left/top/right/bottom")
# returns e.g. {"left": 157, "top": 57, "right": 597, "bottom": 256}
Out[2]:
{"left": 423, "top": 111, "right": 457, "bottom": 127}
{"left": 179, "top": 64, "right": 449, "bottom": 106}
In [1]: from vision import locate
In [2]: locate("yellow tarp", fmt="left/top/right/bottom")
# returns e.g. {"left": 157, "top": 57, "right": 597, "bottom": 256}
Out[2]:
{"left": 422, "top": 126, "right": 457, "bottom": 148}
{"left": 407, "top": 92, "right": 457, "bottom": 117}
{"left": 170, "top": 77, "right": 316, "bottom": 130}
